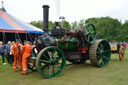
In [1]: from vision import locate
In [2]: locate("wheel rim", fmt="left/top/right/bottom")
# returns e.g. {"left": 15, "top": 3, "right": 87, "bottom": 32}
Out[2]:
{"left": 84, "top": 23, "right": 96, "bottom": 43}
{"left": 96, "top": 40, "right": 111, "bottom": 67}
{"left": 37, "top": 47, "right": 66, "bottom": 78}
{"left": 119, "top": 47, "right": 125, "bottom": 61}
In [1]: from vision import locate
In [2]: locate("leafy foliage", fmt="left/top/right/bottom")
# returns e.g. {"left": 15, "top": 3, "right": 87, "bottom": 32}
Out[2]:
{"left": 30, "top": 17, "right": 128, "bottom": 42}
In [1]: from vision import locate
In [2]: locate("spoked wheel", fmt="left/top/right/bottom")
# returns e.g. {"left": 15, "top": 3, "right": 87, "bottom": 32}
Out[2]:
{"left": 89, "top": 39, "right": 111, "bottom": 67}
{"left": 83, "top": 23, "right": 96, "bottom": 43}
{"left": 119, "top": 47, "right": 125, "bottom": 61}
{"left": 36, "top": 46, "right": 66, "bottom": 78}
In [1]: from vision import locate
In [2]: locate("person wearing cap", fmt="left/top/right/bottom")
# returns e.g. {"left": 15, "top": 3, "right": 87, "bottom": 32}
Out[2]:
{"left": 21, "top": 41, "right": 34, "bottom": 75}
{"left": 11, "top": 39, "right": 22, "bottom": 71}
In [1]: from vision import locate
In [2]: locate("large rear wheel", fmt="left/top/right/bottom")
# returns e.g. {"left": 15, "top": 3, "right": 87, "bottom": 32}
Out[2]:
{"left": 89, "top": 39, "right": 111, "bottom": 67}
{"left": 36, "top": 46, "right": 66, "bottom": 78}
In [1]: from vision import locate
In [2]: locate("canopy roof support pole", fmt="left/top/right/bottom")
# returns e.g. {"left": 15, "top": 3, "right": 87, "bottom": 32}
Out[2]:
{"left": 35, "top": 34, "right": 37, "bottom": 38}
{"left": 2, "top": 30, "right": 7, "bottom": 44}
{"left": 26, "top": 33, "right": 28, "bottom": 41}
{"left": 30, "top": 33, "right": 35, "bottom": 39}
{"left": 15, "top": 33, "right": 17, "bottom": 41}
{"left": 28, "top": 33, "right": 33, "bottom": 43}
{"left": 2, "top": 32, "right": 5, "bottom": 44}
{"left": 16, "top": 32, "right": 22, "bottom": 44}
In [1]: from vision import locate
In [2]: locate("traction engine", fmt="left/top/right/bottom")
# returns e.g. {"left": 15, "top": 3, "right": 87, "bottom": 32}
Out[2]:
{"left": 29, "top": 5, "right": 111, "bottom": 79}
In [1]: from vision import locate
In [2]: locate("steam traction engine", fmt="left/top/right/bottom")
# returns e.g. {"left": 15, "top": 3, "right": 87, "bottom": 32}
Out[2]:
{"left": 29, "top": 5, "right": 111, "bottom": 78}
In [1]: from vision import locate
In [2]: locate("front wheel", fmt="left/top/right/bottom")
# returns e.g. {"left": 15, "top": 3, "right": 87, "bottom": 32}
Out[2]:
{"left": 36, "top": 46, "right": 66, "bottom": 78}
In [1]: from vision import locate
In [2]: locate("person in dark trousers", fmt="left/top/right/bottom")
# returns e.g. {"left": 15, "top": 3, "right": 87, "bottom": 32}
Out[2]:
{"left": 0, "top": 41, "right": 7, "bottom": 65}
{"left": 6, "top": 41, "right": 13, "bottom": 65}
{"left": 0, "top": 42, "right": 1, "bottom": 63}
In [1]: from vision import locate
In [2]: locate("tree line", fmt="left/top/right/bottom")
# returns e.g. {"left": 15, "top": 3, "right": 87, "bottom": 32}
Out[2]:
{"left": 30, "top": 16, "right": 128, "bottom": 42}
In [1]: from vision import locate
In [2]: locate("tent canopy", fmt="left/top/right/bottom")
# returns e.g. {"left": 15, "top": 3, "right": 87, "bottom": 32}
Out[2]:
{"left": 0, "top": 7, "right": 43, "bottom": 34}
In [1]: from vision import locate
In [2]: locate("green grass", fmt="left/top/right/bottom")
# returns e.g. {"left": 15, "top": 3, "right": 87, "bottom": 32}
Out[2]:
{"left": 0, "top": 49, "right": 128, "bottom": 85}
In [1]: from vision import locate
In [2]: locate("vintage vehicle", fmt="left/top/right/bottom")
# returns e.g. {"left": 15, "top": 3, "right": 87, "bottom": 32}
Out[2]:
{"left": 110, "top": 42, "right": 125, "bottom": 61}
{"left": 28, "top": 5, "right": 111, "bottom": 78}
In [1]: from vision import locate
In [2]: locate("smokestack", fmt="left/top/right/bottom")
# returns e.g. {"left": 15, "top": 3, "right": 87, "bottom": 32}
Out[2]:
{"left": 42, "top": 5, "right": 49, "bottom": 33}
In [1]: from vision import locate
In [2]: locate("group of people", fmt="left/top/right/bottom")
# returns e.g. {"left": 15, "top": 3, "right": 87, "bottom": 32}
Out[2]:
{"left": 0, "top": 41, "right": 14, "bottom": 65}
{"left": 120, "top": 42, "right": 127, "bottom": 49}
{"left": 0, "top": 39, "right": 34, "bottom": 75}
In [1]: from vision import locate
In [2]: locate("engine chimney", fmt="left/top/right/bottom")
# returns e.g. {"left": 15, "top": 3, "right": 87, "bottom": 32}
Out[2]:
{"left": 42, "top": 5, "right": 49, "bottom": 33}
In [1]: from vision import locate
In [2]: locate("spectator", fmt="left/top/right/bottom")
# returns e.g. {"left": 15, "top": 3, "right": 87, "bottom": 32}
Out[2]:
{"left": 122, "top": 42, "right": 124, "bottom": 47}
{"left": 6, "top": 41, "right": 14, "bottom": 66}
{"left": 0, "top": 41, "right": 1, "bottom": 63}
{"left": 0, "top": 42, "right": 1, "bottom": 54}
{"left": 120, "top": 42, "right": 122, "bottom": 46}
{"left": 0, "top": 41, "right": 7, "bottom": 65}
{"left": 5, "top": 41, "right": 12, "bottom": 64}
{"left": 124, "top": 42, "right": 127, "bottom": 49}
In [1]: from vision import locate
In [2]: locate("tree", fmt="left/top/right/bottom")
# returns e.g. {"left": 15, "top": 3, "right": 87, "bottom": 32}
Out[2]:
{"left": 120, "top": 20, "right": 128, "bottom": 42}
{"left": 30, "top": 20, "right": 55, "bottom": 31}
{"left": 85, "top": 17, "right": 122, "bottom": 41}
{"left": 60, "top": 20, "right": 71, "bottom": 29}
{"left": 71, "top": 21, "right": 78, "bottom": 30}
{"left": 85, "top": 17, "right": 99, "bottom": 25}
{"left": 48, "top": 21, "right": 55, "bottom": 31}
{"left": 30, "top": 20, "right": 43, "bottom": 29}
{"left": 30, "top": 17, "right": 125, "bottom": 42}
{"left": 78, "top": 19, "right": 85, "bottom": 29}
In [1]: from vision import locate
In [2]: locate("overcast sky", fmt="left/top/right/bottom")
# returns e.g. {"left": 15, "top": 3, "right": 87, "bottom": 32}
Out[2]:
{"left": 1, "top": 0, "right": 128, "bottom": 23}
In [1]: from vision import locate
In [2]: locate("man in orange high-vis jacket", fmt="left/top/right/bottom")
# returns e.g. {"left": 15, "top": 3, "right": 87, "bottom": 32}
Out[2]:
{"left": 11, "top": 39, "right": 22, "bottom": 72}
{"left": 22, "top": 41, "right": 34, "bottom": 75}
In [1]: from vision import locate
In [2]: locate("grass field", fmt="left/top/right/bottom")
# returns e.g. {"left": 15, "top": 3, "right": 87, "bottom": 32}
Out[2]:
{"left": 0, "top": 49, "right": 128, "bottom": 85}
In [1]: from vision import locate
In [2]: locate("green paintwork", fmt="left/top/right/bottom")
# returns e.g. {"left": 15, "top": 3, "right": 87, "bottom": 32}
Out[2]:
{"left": 96, "top": 40, "right": 111, "bottom": 67}
{"left": 84, "top": 23, "right": 96, "bottom": 43}
{"left": 57, "top": 37, "right": 80, "bottom": 51}
{"left": 55, "top": 23, "right": 97, "bottom": 50}
{"left": 37, "top": 47, "right": 66, "bottom": 78}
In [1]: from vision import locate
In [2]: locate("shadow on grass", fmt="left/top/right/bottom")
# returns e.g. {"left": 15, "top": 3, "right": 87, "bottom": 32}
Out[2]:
{"left": 27, "top": 62, "right": 97, "bottom": 79}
